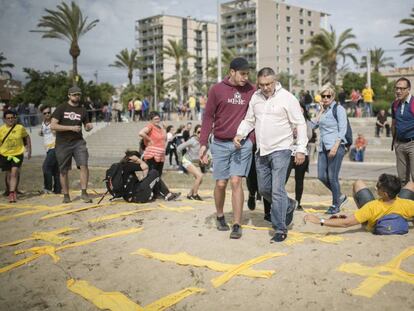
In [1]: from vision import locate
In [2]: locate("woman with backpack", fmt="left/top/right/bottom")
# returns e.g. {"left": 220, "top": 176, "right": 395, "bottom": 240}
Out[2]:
{"left": 313, "top": 84, "right": 349, "bottom": 215}
{"left": 177, "top": 125, "right": 204, "bottom": 200}
{"left": 120, "top": 150, "right": 180, "bottom": 203}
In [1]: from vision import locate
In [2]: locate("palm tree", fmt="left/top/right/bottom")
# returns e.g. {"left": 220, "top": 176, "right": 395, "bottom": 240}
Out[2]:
{"left": 163, "top": 39, "right": 192, "bottom": 104}
{"left": 0, "top": 52, "right": 14, "bottom": 79}
{"left": 395, "top": 7, "right": 414, "bottom": 63}
{"left": 360, "top": 48, "right": 395, "bottom": 72}
{"left": 301, "top": 25, "right": 360, "bottom": 85}
{"left": 109, "top": 48, "right": 141, "bottom": 85}
{"left": 31, "top": 1, "right": 99, "bottom": 84}
{"left": 207, "top": 48, "right": 238, "bottom": 82}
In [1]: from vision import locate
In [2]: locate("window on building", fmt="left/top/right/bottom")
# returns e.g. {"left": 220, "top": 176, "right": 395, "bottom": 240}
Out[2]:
{"left": 287, "top": 47, "right": 290, "bottom": 53}
{"left": 310, "top": 31, "right": 314, "bottom": 36}
{"left": 287, "top": 57, "right": 290, "bottom": 63}
{"left": 286, "top": 5, "right": 290, "bottom": 10}
{"left": 300, "top": 29, "right": 304, "bottom": 35}
{"left": 287, "top": 26, "right": 291, "bottom": 32}
{"left": 287, "top": 36, "right": 291, "bottom": 42}
{"left": 299, "top": 9, "right": 303, "bottom": 16}
{"left": 286, "top": 16, "right": 291, "bottom": 22}
{"left": 300, "top": 19, "right": 303, "bottom": 25}
{"left": 300, "top": 39, "right": 304, "bottom": 44}
{"left": 310, "top": 60, "right": 314, "bottom": 66}
{"left": 300, "top": 49, "right": 304, "bottom": 54}
{"left": 276, "top": 14, "right": 279, "bottom": 20}
{"left": 300, "top": 69, "right": 305, "bottom": 75}
{"left": 308, "top": 21, "right": 312, "bottom": 26}
{"left": 308, "top": 11, "right": 312, "bottom": 17}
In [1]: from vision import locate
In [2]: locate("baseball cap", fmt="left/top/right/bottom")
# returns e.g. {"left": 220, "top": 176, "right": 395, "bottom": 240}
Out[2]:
{"left": 230, "top": 57, "right": 250, "bottom": 71}
{"left": 68, "top": 86, "right": 82, "bottom": 95}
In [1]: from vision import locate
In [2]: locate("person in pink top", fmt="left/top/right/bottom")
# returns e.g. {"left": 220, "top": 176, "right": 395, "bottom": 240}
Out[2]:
{"left": 199, "top": 57, "right": 255, "bottom": 239}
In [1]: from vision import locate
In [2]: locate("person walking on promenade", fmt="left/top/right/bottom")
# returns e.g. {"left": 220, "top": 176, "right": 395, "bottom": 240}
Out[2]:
{"left": 39, "top": 105, "right": 61, "bottom": 194}
{"left": 392, "top": 77, "right": 414, "bottom": 185}
{"left": 362, "top": 83, "right": 374, "bottom": 117}
{"left": 0, "top": 110, "right": 31, "bottom": 203}
{"left": 51, "top": 86, "right": 93, "bottom": 204}
{"left": 313, "top": 84, "right": 349, "bottom": 215}
{"left": 199, "top": 57, "right": 255, "bottom": 239}
{"left": 235, "top": 67, "right": 307, "bottom": 242}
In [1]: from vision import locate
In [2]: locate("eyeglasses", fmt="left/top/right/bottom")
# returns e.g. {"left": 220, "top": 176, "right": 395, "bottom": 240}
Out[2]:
{"left": 394, "top": 87, "right": 409, "bottom": 91}
{"left": 43, "top": 112, "right": 51, "bottom": 115}
{"left": 321, "top": 94, "right": 332, "bottom": 99}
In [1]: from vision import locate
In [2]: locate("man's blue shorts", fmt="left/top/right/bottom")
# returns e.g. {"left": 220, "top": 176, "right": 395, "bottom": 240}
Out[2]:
{"left": 210, "top": 138, "right": 252, "bottom": 180}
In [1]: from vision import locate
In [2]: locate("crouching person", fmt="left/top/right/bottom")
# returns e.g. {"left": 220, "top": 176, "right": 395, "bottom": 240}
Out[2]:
{"left": 121, "top": 150, "right": 180, "bottom": 203}
{"left": 304, "top": 173, "right": 414, "bottom": 235}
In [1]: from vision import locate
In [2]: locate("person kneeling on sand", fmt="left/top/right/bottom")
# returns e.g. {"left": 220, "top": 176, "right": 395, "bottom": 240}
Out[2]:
{"left": 120, "top": 150, "right": 180, "bottom": 203}
{"left": 304, "top": 174, "right": 414, "bottom": 234}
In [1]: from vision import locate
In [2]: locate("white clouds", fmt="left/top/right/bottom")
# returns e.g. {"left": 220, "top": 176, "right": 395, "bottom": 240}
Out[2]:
{"left": 0, "top": 0, "right": 413, "bottom": 85}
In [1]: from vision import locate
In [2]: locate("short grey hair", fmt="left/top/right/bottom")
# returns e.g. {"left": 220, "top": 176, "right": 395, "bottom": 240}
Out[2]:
{"left": 319, "top": 83, "right": 336, "bottom": 98}
{"left": 257, "top": 67, "right": 276, "bottom": 78}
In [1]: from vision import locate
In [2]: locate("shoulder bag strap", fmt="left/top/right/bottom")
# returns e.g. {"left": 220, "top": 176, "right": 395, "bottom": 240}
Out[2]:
{"left": 1, "top": 124, "right": 16, "bottom": 145}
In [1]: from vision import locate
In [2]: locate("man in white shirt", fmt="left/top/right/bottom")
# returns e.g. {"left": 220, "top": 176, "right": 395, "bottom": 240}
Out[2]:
{"left": 234, "top": 67, "right": 308, "bottom": 242}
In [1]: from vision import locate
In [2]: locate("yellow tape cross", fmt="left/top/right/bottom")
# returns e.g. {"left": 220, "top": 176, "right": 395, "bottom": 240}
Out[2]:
{"left": 0, "top": 228, "right": 143, "bottom": 274}
{"left": 337, "top": 246, "right": 414, "bottom": 298}
{"left": 132, "top": 248, "right": 286, "bottom": 288}
{"left": 0, "top": 227, "right": 79, "bottom": 247}
{"left": 241, "top": 224, "right": 345, "bottom": 245}
{"left": 67, "top": 279, "right": 204, "bottom": 311}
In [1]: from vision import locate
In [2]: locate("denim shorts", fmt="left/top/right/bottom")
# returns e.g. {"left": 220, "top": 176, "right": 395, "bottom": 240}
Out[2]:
{"left": 210, "top": 138, "right": 252, "bottom": 180}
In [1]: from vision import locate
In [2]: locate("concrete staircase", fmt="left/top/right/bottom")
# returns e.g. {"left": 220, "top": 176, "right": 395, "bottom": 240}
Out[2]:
{"left": 84, "top": 117, "right": 394, "bottom": 167}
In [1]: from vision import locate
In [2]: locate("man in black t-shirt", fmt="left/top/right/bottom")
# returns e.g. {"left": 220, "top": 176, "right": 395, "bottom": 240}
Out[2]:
{"left": 51, "top": 86, "right": 93, "bottom": 203}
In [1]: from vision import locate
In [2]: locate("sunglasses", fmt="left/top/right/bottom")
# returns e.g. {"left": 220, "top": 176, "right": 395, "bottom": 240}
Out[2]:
{"left": 321, "top": 94, "right": 332, "bottom": 99}
{"left": 43, "top": 111, "right": 51, "bottom": 115}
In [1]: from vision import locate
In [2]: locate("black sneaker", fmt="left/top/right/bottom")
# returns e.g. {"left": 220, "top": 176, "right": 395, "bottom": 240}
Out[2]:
{"left": 216, "top": 216, "right": 230, "bottom": 231}
{"left": 192, "top": 194, "right": 203, "bottom": 201}
{"left": 271, "top": 233, "right": 287, "bottom": 243}
{"left": 296, "top": 204, "right": 303, "bottom": 211}
{"left": 166, "top": 192, "right": 181, "bottom": 201}
{"left": 62, "top": 195, "right": 72, "bottom": 204}
{"left": 264, "top": 213, "right": 271, "bottom": 222}
{"left": 230, "top": 224, "right": 242, "bottom": 239}
{"left": 186, "top": 194, "right": 194, "bottom": 200}
{"left": 247, "top": 195, "right": 256, "bottom": 210}
{"left": 286, "top": 199, "right": 298, "bottom": 226}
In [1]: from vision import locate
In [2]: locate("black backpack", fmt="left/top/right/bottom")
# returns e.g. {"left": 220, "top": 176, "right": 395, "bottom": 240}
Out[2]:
{"left": 332, "top": 103, "right": 353, "bottom": 151}
{"left": 104, "top": 163, "right": 126, "bottom": 199}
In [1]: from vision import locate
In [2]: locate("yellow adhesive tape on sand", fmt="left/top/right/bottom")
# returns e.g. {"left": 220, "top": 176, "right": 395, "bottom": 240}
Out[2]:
{"left": 337, "top": 246, "right": 414, "bottom": 298}
{"left": 0, "top": 228, "right": 143, "bottom": 274}
{"left": 157, "top": 203, "right": 194, "bottom": 212}
{"left": 41, "top": 203, "right": 114, "bottom": 220}
{"left": 0, "top": 227, "right": 78, "bottom": 247}
{"left": 0, "top": 203, "right": 75, "bottom": 222}
{"left": 133, "top": 248, "right": 278, "bottom": 279}
{"left": 210, "top": 252, "right": 286, "bottom": 288}
{"left": 67, "top": 279, "right": 204, "bottom": 311}
{"left": 241, "top": 225, "right": 345, "bottom": 245}
{"left": 89, "top": 208, "right": 156, "bottom": 223}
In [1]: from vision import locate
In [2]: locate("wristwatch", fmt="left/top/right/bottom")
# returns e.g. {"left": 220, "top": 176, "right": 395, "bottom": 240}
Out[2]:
{"left": 320, "top": 218, "right": 325, "bottom": 226}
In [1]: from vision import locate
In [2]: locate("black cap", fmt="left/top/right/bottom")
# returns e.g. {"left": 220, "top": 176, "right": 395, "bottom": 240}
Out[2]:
{"left": 230, "top": 57, "right": 250, "bottom": 71}
{"left": 68, "top": 86, "right": 82, "bottom": 95}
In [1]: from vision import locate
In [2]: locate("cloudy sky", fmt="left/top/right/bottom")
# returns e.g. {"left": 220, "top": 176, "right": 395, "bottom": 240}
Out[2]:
{"left": 1, "top": 0, "right": 413, "bottom": 86}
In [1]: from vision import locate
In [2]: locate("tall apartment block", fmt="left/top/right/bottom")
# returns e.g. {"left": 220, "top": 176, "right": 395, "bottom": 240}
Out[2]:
{"left": 221, "top": 0, "right": 328, "bottom": 92}
{"left": 135, "top": 15, "right": 217, "bottom": 92}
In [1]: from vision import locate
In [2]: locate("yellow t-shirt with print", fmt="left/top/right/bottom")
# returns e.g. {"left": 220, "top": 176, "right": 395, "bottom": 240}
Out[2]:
{"left": 0, "top": 124, "right": 28, "bottom": 157}
{"left": 354, "top": 197, "right": 414, "bottom": 231}
{"left": 362, "top": 88, "right": 374, "bottom": 103}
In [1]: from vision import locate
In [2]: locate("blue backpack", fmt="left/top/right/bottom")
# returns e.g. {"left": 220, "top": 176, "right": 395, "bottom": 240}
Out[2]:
{"left": 374, "top": 214, "right": 409, "bottom": 235}
{"left": 332, "top": 103, "right": 353, "bottom": 150}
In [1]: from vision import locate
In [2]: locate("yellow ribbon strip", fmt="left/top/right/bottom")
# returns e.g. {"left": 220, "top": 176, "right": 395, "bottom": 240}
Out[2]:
{"left": 89, "top": 205, "right": 193, "bottom": 223}
{"left": 241, "top": 225, "right": 345, "bottom": 245}
{"left": 67, "top": 279, "right": 204, "bottom": 311}
{"left": 41, "top": 203, "right": 113, "bottom": 220}
{"left": 0, "top": 227, "right": 78, "bottom": 247}
{"left": 7, "top": 155, "right": 20, "bottom": 163}
{"left": 0, "top": 203, "right": 74, "bottom": 222}
{"left": 337, "top": 246, "right": 414, "bottom": 298}
{"left": 211, "top": 252, "right": 286, "bottom": 288}
{"left": 133, "top": 248, "right": 277, "bottom": 279}
{"left": 0, "top": 228, "right": 143, "bottom": 274}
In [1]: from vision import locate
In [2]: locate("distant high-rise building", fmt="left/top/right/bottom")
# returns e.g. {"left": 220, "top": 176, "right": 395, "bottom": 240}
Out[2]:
{"left": 135, "top": 15, "right": 217, "bottom": 96}
{"left": 221, "top": 0, "right": 328, "bottom": 92}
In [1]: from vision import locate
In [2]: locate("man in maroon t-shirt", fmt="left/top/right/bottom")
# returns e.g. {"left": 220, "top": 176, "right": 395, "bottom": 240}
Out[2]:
{"left": 199, "top": 57, "right": 255, "bottom": 239}
{"left": 51, "top": 86, "right": 93, "bottom": 203}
